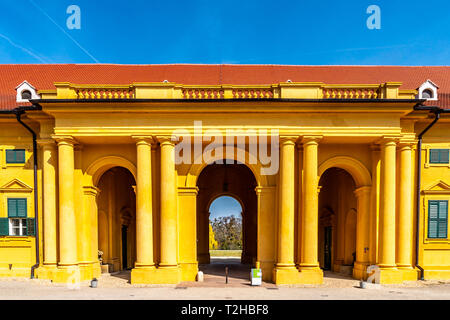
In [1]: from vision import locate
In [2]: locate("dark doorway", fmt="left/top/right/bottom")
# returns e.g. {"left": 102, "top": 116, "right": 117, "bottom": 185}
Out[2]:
{"left": 121, "top": 225, "right": 128, "bottom": 270}
{"left": 324, "top": 226, "right": 332, "bottom": 270}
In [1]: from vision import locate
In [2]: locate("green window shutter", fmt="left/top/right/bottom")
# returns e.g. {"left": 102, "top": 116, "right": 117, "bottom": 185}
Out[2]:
{"left": 438, "top": 201, "right": 448, "bottom": 238}
{"left": 428, "top": 201, "right": 439, "bottom": 238}
{"left": 15, "top": 150, "right": 25, "bottom": 163}
{"left": 430, "top": 150, "right": 440, "bottom": 163}
{"left": 0, "top": 218, "right": 8, "bottom": 236}
{"left": 26, "top": 218, "right": 35, "bottom": 236}
{"left": 429, "top": 200, "right": 449, "bottom": 239}
{"left": 7, "top": 199, "right": 17, "bottom": 218}
{"left": 5, "top": 150, "right": 15, "bottom": 163}
{"left": 441, "top": 150, "right": 450, "bottom": 164}
{"left": 17, "top": 199, "right": 27, "bottom": 218}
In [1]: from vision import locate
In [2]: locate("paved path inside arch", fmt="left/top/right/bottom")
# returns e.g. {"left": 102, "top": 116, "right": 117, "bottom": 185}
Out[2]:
{"left": 178, "top": 257, "right": 277, "bottom": 288}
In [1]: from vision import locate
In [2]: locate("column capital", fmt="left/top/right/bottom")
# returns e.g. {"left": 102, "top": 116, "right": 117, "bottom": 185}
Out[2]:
{"left": 354, "top": 185, "right": 372, "bottom": 197}
{"left": 279, "top": 136, "right": 299, "bottom": 145}
{"left": 156, "top": 135, "right": 178, "bottom": 146}
{"left": 301, "top": 135, "right": 323, "bottom": 145}
{"left": 52, "top": 135, "right": 77, "bottom": 146}
{"left": 132, "top": 135, "right": 155, "bottom": 146}
{"left": 82, "top": 185, "right": 101, "bottom": 196}
{"left": 398, "top": 139, "right": 416, "bottom": 149}
{"left": 376, "top": 136, "right": 400, "bottom": 146}
{"left": 178, "top": 186, "right": 199, "bottom": 196}
{"left": 37, "top": 138, "right": 57, "bottom": 148}
{"left": 255, "top": 186, "right": 276, "bottom": 194}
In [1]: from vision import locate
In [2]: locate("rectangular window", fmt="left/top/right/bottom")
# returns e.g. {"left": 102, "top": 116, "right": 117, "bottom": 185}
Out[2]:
{"left": 429, "top": 149, "right": 450, "bottom": 164}
{"left": 428, "top": 200, "right": 448, "bottom": 239}
{"left": 0, "top": 198, "right": 34, "bottom": 237}
{"left": 5, "top": 149, "right": 26, "bottom": 164}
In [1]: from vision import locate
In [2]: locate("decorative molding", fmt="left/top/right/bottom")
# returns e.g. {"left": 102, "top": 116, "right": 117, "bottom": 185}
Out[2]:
{"left": 422, "top": 180, "right": 450, "bottom": 195}
{"left": 0, "top": 179, "right": 33, "bottom": 193}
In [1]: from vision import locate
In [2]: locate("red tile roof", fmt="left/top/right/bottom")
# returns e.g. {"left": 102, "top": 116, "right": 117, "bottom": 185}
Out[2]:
{"left": 1, "top": 64, "right": 449, "bottom": 110}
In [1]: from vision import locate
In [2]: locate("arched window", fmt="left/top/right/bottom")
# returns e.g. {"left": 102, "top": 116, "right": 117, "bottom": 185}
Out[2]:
{"left": 21, "top": 90, "right": 32, "bottom": 100}
{"left": 422, "top": 89, "right": 433, "bottom": 99}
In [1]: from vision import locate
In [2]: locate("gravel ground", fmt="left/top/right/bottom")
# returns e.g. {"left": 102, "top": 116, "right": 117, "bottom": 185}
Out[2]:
{"left": 1, "top": 258, "right": 450, "bottom": 300}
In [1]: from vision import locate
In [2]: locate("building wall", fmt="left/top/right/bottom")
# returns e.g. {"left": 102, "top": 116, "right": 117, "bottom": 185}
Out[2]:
{"left": 0, "top": 107, "right": 449, "bottom": 284}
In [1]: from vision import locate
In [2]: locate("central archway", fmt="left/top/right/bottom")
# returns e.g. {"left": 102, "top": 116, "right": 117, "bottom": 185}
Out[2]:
{"left": 196, "top": 162, "right": 258, "bottom": 265}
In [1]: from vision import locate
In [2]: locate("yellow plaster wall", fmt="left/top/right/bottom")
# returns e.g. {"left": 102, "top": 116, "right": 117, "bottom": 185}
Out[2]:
{"left": 417, "top": 121, "right": 450, "bottom": 279}
{"left": 0, "top": 120, "right": 40, "bottom": 277}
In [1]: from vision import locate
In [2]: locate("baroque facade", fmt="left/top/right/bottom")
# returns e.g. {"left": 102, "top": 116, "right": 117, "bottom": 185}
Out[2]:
{"left": 0, "top": 65, "right": 449, "bottom": 285}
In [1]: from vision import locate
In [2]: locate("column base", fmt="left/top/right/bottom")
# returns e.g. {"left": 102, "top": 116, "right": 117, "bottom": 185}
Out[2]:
{"left": 52, "top": 265, "right": 82, "bottom": 284}
{"left": 260, "top": 261, "right": 275, "bottom": 282}
{"left": 273, "top": 266, "right": 323, "bottom": 285}
{"left": 353, "top": 261, "right": 370, "bottom": 280}
{"left": 376, "top": 267, "right": 403, "bottom": 284}
{"left": 131, "top": 266, "right": 181, "bottom": 284}
{"left": 179, "top": 262, "right": 198, "bottom": 281}
{"left": 37, "top": 263, "right": 100, "bottom": 283}
{"left": 35, "top": 264, "right": 58, "bottom": 280}
{"left": 397, "top": 266, "right": 419, "bottom": 281}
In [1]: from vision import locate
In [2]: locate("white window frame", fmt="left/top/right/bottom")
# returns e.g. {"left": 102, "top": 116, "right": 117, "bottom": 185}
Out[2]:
{"left": 8, "top": 218, "right": 27, "bottom": 236}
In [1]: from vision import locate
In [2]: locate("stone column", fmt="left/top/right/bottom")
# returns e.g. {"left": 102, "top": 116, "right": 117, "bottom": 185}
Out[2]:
{"left": 39, "top": 139, "right": 58, "bottom": 268}
{"left": 369, "top": 145, "right": 381, "bottom": 265}
{"left": 134, "top": 137, "right": 155, "bottom": 268}
{"left": 299, "top": 136, "right": 322, "bottom": 270}
{"left": 353, "top": 186, "right": 371, "bottom": 279}
{"left": 276, "top": 137, "right": 297, "bottom": 269}
{"left": 397, "top": 141, "right": 414, "bottom": 269}
{"left": 378, "top": 138, "right": 397, "bottom": 269}
{"left": 82, "top": 186, "right": 100, "bottom": 264}
{"left": 158, "top": 136, "right": 178, "bottom": 268}
{"left": 55, "top": 136, "right": 78, "bottom": 268}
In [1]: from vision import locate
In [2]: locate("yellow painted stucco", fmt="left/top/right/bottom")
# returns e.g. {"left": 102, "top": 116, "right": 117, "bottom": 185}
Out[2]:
{"left": 0, "top": 81, "right": 449, "bottom": 285}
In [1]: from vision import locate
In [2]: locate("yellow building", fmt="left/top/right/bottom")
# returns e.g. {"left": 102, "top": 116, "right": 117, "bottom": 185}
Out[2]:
{"left": 0, "top": 64, "right": 449, "bottom": 285}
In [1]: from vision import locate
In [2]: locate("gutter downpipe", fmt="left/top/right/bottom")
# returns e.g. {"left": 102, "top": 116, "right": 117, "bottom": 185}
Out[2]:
{"left": 413, "top": 105, "right": 450, "bottom": 280}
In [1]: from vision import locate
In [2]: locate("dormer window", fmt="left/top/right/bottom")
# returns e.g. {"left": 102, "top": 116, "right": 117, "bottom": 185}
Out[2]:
{"left": 15, "top": 81, "right": 40, "bottom": 103}
{"left": 418, "top": 80, "right": 438, "bottom": 101}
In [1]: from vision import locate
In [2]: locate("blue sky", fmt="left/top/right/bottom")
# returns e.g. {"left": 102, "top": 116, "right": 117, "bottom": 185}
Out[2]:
{"left": 209, "top": 196, "right": 242, "bottom": 220}
{"left": 0, "top": 0, "right": 449, "bottom": 65}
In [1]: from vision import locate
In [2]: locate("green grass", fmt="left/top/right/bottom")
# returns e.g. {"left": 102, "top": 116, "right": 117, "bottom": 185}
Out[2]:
{"left": 210, "top": 250, "right": 242, "bottom": 257}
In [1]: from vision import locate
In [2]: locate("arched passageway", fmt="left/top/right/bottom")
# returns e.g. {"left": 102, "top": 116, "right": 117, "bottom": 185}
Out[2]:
{"left": 196, "top": 162, "right": 257, "bottom": 265}
{"left": 97, "top": 166, "right": 137, "bottom": 272}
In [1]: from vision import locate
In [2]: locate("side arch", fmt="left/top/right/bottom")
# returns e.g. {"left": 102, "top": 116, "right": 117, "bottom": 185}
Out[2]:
{"left": 83, "top": 156, "right": 137, "bottom": 187}
{"left": 318, "top": 156, "right": 371, "bottom": 187}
